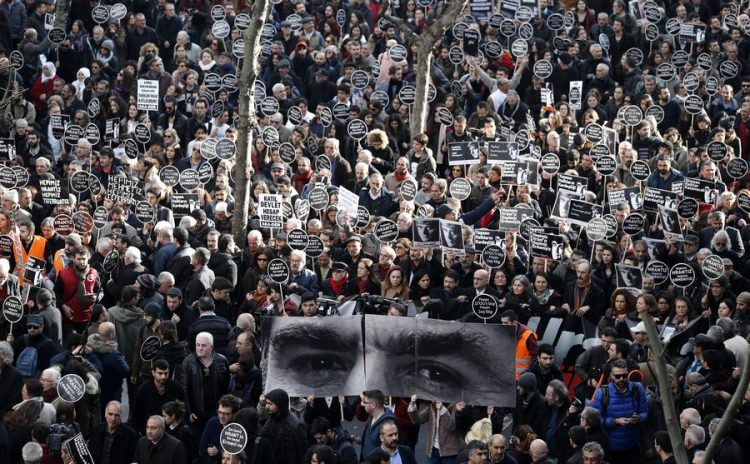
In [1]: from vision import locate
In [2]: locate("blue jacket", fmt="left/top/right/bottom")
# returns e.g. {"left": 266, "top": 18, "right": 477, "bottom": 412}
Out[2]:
{"left": 361, "top": 407, "right": 396, "bottom": 458}
{"left": 591, "top": 380, "right": 648, "bottom": 452}
{"left": 291, "top": 268, "right": 320, "bottom": 295}
{"left": 152, "top": 242, "right": 177, "bottom": 276}
{"left": 646, "top": 168, "right": 684, "bottom": 191}
{"left": 359, "top": 188, "right": 398, "bottom": 218}
{"left": 198, "top": 416, "right": 222, "bottom": 457}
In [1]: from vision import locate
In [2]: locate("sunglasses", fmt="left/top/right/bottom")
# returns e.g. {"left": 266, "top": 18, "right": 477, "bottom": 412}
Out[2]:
{"left": 613, "top": 373, "right": 628, "bottom": 379}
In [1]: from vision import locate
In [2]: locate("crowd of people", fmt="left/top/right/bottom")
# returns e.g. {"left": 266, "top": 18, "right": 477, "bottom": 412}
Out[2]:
{"left": 0, "top": 0, "right": 749, "bottom": 464}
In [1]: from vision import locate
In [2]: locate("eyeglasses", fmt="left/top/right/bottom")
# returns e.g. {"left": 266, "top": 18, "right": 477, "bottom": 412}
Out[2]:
{"left": 256, "top": 257, "right": 268, "bottom": 262}
{"left": 613, "top": 373, "right": 628, "bottom": 379}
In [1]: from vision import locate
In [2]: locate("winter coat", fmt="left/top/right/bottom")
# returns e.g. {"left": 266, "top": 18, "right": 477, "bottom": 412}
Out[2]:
{"left": 87, "top": 334, "right": 130, "bottom": 406}
{"left": 88, "top": 422, "right": 139, "bottom": 464}
{"left": 261, "top": 389, "right": 308, "bottom": 464}
{"left": 180, "top": 352, "right": 229, "bottom": 420}
{"left": 591, "top": 380, "right": 648, "bottom": 452}
{"left": 361, "top": 407, "right": 396, "bottom": 457}
{"left": 408, "top": 403, "right": 462, "bottom": 457}
{"left": 107, "top": 303, "right": 144, "bottom": 368}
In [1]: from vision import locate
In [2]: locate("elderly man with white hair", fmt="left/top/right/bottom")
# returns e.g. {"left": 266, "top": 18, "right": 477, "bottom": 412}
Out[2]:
{"left": 288, "top": 249, "right": 319, "bottom": 295}
{"left": 181, "top": 331, "right": 229, "bottom": 434}
{"left": 106, "top": 246, "right": 147, "bottom": 304}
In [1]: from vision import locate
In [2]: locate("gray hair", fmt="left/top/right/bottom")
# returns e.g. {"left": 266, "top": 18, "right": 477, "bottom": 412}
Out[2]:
{"left": 708, "top": 417, "right": 721, "bottom": 435}
{"left": 307, "top": 219, "right": 322, "bottom": 229}
{"left": 41, "top": 368, "right": 61, "bottom": 385}
{"left": 685, "top": 372, "right": 707, "bottom": 386}
{"left": 716, "top": 317, "right": 736, "bottom": 339}
{"left": 196, "top": 331, "right": 214, "bottom": 347}
{"left": 711, "top": 230, "right": 732, "bottom": 250}
{"left": 22, "top": 442, "right": 43, "bottom": 464}
{"left": 124, "top": 246, "right": 142, "bottom": 265}
{"left": 706, "top": 325, "right": 725, "bottom": 343}
{"left": 693, "top": 450, "right": 712, "bottom": 464}
{"left": 685, "top": 424, "right": 705, "bottom": 446}
{"left": 0, "top": 341, "right": 13, "bottom": 365}
{"left": 290, "top": 249, "right": 307, "bottom": 264}
{"left": 581, "top": 442, "right": 604, "bottom": 457}
{"left": 96, "top": 237, "right": 113, "bottom": 255}
{"left": 178, "top": 215, "right": 197, "bottom": 229}
{"left": 158, "top": 271, "right": 175, "bottom": 285}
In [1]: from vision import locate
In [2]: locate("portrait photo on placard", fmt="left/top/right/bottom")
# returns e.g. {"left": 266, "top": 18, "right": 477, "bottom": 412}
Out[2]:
{"left": 413, "top": 218, "right": 440, "bottom": 246}
{"left": 439, "top": 219, "right": 464, "bottom": 251}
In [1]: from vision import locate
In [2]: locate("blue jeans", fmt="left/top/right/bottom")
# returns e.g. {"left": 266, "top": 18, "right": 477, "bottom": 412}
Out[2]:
{"left": 427, "top": 447, "right": 457, "bottom": 464}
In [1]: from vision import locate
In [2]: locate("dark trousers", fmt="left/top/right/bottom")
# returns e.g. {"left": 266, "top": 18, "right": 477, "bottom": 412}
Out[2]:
{"left": 609, "top": 445, "right": 640, "bottom": 464}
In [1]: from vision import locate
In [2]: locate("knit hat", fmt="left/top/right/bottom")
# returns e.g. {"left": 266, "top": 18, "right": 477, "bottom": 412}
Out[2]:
{"left": 1, "top": 189, "right": 18, "bottom": 204}
{"left": 265, "top": 388, "right": 289, "bottom": 413}
{"left": 136, "top": 274, "right": 157, "bottom": 291}
{"left": 65, "top": 233, "right": 82, "bottom": 247}
{"left": 143, "top": 302, "right": 161, "bottom": 318}
{"left": 737, "top": 292, "right": 750, "bottom": 305}
{"left": 517, "top": 372, "right": 537, "bottom": 392}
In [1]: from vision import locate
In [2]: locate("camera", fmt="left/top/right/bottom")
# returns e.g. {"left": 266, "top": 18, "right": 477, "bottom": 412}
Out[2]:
{"left": 316, "top": 297, "right": 340, "bottom": 316}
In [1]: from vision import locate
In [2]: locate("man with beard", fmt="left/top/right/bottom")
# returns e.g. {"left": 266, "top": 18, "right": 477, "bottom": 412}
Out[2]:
{"left": 131, "top": 303, "right": 162, "bottom": 388}
{"left": 161, "top": 287, "right": 195, "bottom": 341}
{"left": 562, "top": 260, "right": 605, "bottom": 326}
{"left": 9, "top": 314, "right": 60, "bottom": 377}
{"left": 344, "top": 162, "right": 371, "bottom": 194}
{"left": 515, "top": 372, "right": 548, "bottom": 438}
{"left": 647, "top": 155, "right": 684, "bottom": 191}
{"left": 489, "top": 434, "right": 517, "bottom": 464}
{"left": 134, "top": 415, "right": 187, "bottom": 464}
{"left": 523, "top": 344, "right": 563, "bottom": 394}
{"left": 131, "top": 359, "right": 186, "bottom": 437}
{"left": 592, "top": 359, "right": 648, "bottom": 464}
{"left": 197, "top": 394, "right": 241, "bottom": 461}
{"left": 310, "top": 417, "right": 358, "bottom": 464}
{"left": 384, "top": 157, "right": 413, "bottom": 193}
{"left": 372, "top": 421, "right": 417, "bottom": 464}
{"left": 544, "top": 380, "right": 572, "bottom": 461}
{"left": 54, "top": 245, "right": 100, "bottom": 337}
{"left": 260, "top": 388, "right": 308, "bottom": 464}
{"left": 11, "top": 218, "right": 46, "bottom": 285}
{"left": 208, "top": 234, "right": 238, "bottom": 287}
{"left": 156, "top": 97, "right": 189, "bottom": 155}
{"left": 288, "top": 249, "right": 319, "bottom": 295}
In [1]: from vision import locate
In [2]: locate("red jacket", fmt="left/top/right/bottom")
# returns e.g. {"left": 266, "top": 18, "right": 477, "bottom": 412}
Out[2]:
{"left": 56, "top": 266, "right": 100, "bottom": 323}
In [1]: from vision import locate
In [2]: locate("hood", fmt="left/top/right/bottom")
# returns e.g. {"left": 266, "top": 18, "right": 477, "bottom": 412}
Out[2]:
{"left": 109, "top": 304, "right": 144, "bottom": 323}
{"left": 87, "top": 334, "right": 118, "bottom": 353}
{"left": 265, "top": 388, "right": 289, "bottom": 416}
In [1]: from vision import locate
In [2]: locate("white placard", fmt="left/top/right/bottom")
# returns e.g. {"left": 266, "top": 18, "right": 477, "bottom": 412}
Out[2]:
{"left": 137, "top": 79, "right": 159, "bottom": 111}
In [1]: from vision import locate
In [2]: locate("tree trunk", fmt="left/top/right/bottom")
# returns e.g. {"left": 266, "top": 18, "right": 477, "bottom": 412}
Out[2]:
{"left": 702, "top": 346, "right": 750, "bottom": 464}
{"left": 641, "top": 313, "right": 689, "bottom": 464}
{"left": 232, "top": 0, "right": 272, "bottom": 249}
{"left": 379, "top": 0, "right": 468, "bottom": 137}
{"left": 410, "top": 45, "right": 433, "bottom": 137}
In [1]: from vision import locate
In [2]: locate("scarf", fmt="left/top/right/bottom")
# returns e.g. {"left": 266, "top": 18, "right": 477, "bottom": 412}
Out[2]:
{"left": 330, "top": 277, "right": 348, "bottom": 296}
{"left": 40, "top": 63, "right": 56, "bottom": 84}
{"left": 535, "top": 288, "right": 553, "bottom": 305}
{"left": 199, "top": 60, "right": 216, "bottom": 71}
{"left": 393, "top": 171, "right": 408, "bottom": 182}
{"left": 75, "top": 264, "right": 91, "bottom": 305}
{"left": 358, "top": 278, "right": 369, "bottom": 294}
{"left": 293, "top": 169, "right": 313, "bottom": 193}
{"left": 575, "top": 279, "right": 590, "bottom": 310}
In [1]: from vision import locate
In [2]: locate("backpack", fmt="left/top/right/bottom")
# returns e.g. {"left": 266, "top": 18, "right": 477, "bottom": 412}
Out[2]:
{"left": 16, "top": 336, "right": 39, "bottom": 378}
{"left": 599, "top": 382, "right": 641, "bottom": 418}
{"left": 47, "top": 423, "right": 76, "bottom": 457}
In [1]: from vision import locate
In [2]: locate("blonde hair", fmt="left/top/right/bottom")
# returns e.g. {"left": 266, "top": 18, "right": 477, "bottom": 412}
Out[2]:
{"left": 465, "top": 418, "right": 493, "bottom": 443}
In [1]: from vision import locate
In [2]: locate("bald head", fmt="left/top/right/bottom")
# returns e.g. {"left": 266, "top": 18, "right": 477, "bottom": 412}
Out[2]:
{"left": 474, "top": 269, "right": 489, "bottom": 289}
{"left": 99, "top": 322, "right": 115, "bottom": 340}
{"left": 530, "top": 439, "right": 548, "bottom": 461}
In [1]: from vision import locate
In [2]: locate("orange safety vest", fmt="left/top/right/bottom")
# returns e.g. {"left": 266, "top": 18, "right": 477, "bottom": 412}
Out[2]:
{"left": 52, "top": 249, "right": 65, "bottom": 279}
{"left": 13, "top": 235, "right": 47, "bottom": 285}
{"left": 515, "top": 328, "right": 536, "bottom": 379}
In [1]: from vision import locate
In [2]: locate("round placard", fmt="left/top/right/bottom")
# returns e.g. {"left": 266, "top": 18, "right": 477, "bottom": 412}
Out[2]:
{"left": 584, "top": 123, "right": 603, "bottom": 143}
{"left": 287, "top": 229, "right": 308, "bottom": 250}
{"left": 159, "top": 166, "right": 180, "bottom": 187}
{"left": 738, "top": 191, "right": 750, "bottom": 213}
{"left": 399, "top": 85, "right": 416, "bottom": 105}
{"left": 644, "top": 105, "right": 664, "bottom": 124}
{"left": 133, "top": 124, "right": 151, "bottom": 144}
{"left": 511, "top": 39, "right": 528, "bottom": 58}
{"left": 123, "top": 139, "right": 139, "bottom": 159}
{"left": 706, "top": 141, "right": 728, "bottom": 162}
{"left": 308, "top": 187, "right": 330, "bottom": 210}
{"left": 180, "top": 169, "right": 201, "bottom": 190}
{"left": 140, "top": 336, "right": 162, "bottom": 361}
{"left": 541, "top": 153, "right": 561, "bottom": 174}
{"left": 677, "top": 198, "right": 699, "bottom": 219}
{"left": 260, "top": 97, "right": 280, "bottom": 116}
{"left": 215, "top": 138, "right": 236, "bottom": 160}
{"left": 684, "top": 95, "right": 704, "bottom": 115}
{"left": 727, "top": 157, "right": 749, "bottom": 179}
{"left": 645, "top": 23, "right": 659, "bottom": 41}
{"left": 437, "top": 107, "right": 453, "bottom": 126}
{"left": 621, "top": 106, "right": 643, "bottom": 126}
{"left": 586, "top": 218, "right": 608, "bottom": 241}
{"left": 449, "top": 178, "right": 472, "bottom": 201}
{"left": 472, "top": 294, "right": 499, "bottom": 320}
{"left": 351, "top": 70, "right": 369, "bottom": 89}
{"left": 278, "top": 143, "right": 296, "bottom": 164}
{"left": 482, "top": 244, "right": 506, "bottom": 268}
{"left": 533, "top": 59, "right": 553, "bottom": 79}
{"left": 622, "top": 213, "right": 645, "bottom": 235}
{"left": 547, "top": 13, "right": 564, "bottom": 31}
{"left": 48, "top": 28, "right": 66, "bottom": 45}
{"left": 702, "top": 254, "right": 725, "bottom": 281}
{"left": 63, "top": 125, "right": 84, "bottom": 146}
{"left": 221, "top": 423, "right": 248, "bottom": 455}
{"left": 92, "top": 5, "right": 109, "bottom": 23}
{"left": 135, "top": 201, "right": 154, "bottom": 224}
{"left": 72, "top": 211, "right": 94, "bottom": 234}
{"left": 235, "top": 13, "right": 250, "bottom": 30}
{"left": 110, "top": 3, "right": 127, "bottom": 21}
{"left": 347, "top": 119, "right": 368, "bottom": 139}
{"left": 211, "top": 4, "right": 226, "bottom": 20}
{"left": 665, "top": 18, "right": 681, "bottom": 35}
{"left": 696, "top": 53, "right": 712, "bottom": 70}
{"left": 305, "top": 235, "right": 324, "bottom": 257}
{"left": 8, "top": 50, "right": 23, "bottom": 70}
{"left": 0, "top": 169, "right": 16, "bottom": 190}
{"left": 400, "top": 178, "right": 418, "bottom": 202}
{"left": 2, "top": 296, "right": 23, "bottom": 323}
{"left": 671, "top": 50, "right": 689, "bottom": 68}
{"left": 93, "top": 206, "right": 108, "bottom": 229}
{"left": 670, "top": 263, "right": 696, "bottom": 288}
{"left": 53, "top": 214, "right": 74, "bottom": 237}
{"left": 655, "top": 63, "right": 676, "bottom": 81}
{"left": 267, "top": 258, "right": 290, "bottom": 283}
{"left": 645, "top": 260, "right": 669, "bottom": 285}
{"left": 374, "top": 219, "right": 399, "bottom": 243}
{"left": 389, "top": 44, "right": 407, "bottom": 62}
{"left": 102, "top": 250, "right": 120, "bottom": 273}
{"left": 602, "top": 214, "right": 618, "bottom": 238}
{"left": 57, "top": 374, "right": 86, "bottom": 403}
{"left": 595, "top": 156, "right": 617, "bottom": 176}
{"left": 683, "top": 72, "right": 699, "bottom": 92}
{"left": 630, "top": 160, "right": 651, "bottom": 181}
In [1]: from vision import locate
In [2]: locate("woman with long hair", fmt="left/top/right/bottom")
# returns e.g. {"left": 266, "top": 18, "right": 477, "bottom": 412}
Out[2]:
{"left": 489, "top": 268, "right": 510, "bottom": 298}
{"left": 380, "top": 266, "right": 410, "bottom": 300}
{"left": 5, "top": 400, "right": 43, "bottom": 463}
{"left": 503, "top": 275, "right": 540, "bottom": 323}
{"left": 409, "top": 270, "right": 433, "bottom": 309}
{"left": 532, "top": 272, "right": 563, "bottom": 315}
{"left": 347, "top": 258, "right": 381, "bottom": 296}
{"left": 593, "top": 243, "right": 619, "bottom": 301}
{"left": 598, "top": 289, "right": 637, "bottom": 340}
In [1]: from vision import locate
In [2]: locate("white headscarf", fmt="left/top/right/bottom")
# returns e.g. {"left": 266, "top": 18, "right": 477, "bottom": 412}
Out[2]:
{"left": 40, "top": 62, "right": 56, "bottom": 84}
{"left": 75, "top": 67, "right": 90, "bottom": 99}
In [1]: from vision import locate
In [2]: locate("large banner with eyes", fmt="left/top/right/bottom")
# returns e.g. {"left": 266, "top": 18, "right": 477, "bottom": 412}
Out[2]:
{"left": 262, "top": 315, "right": 516, "bottom": 406}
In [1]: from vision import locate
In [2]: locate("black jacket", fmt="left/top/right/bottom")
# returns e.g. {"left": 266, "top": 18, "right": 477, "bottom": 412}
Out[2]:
{"left": 0, "top": 365, "right": 22, "bottom": 417}
{"left": 180, "top": 352, "right": 229, "bottom": 420}
{"left": 208, "top": 251, "right": 238, "bottom": 287}
{"left": 134, "top": 432, "right": 187, "bottom": 464}
{"left": 131, "top": 379, "right": 186, "bottom": 434}
{"left": 168, "top": 244, "right": 195, "bottom": 290}
{"left": 88, "top": 422, "right": 139, "bottom": 464}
